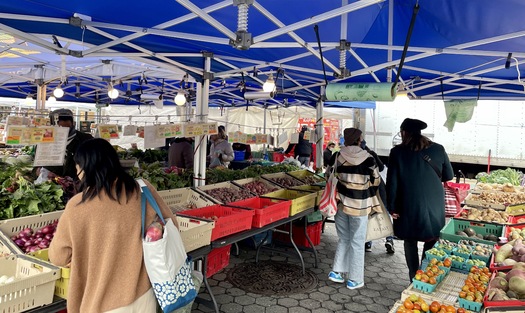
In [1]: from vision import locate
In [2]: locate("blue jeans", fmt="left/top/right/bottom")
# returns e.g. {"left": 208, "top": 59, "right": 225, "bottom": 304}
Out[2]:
{"left": 297, "top": 156, "right": 310, "bottom": 167}
{"left": 332, "top": 210, "right": 368, "bottom": 283}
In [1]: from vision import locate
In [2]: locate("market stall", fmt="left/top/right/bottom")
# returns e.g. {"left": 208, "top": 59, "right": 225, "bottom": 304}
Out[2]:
{"left": 390, "top": 168, "right": 525, "bottom": 313}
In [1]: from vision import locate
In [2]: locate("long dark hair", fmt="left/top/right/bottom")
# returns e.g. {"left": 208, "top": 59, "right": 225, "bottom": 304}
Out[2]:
{"left": 74, "top": 138, "right": 138, "bottom": 204}
{"left": 400, "top": 130, "right": 432, "bottom": 151}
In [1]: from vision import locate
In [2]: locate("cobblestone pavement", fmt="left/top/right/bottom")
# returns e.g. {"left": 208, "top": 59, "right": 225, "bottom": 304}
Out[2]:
{"left": 191, "top": 222, "right": 414, "bottom": 313}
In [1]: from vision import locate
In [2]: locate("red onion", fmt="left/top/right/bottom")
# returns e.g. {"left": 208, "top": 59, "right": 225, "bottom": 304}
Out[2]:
{"left": 24, "top": 241, "right": 32, "bottom": 247}
{"left": 20, "top": 228, "right": 33, "bottom": 237}
{"left": 27, "top": 246, "right": 40, "bottom": 253}
{"left": 10, "top": 235, "right": 18, "bottom": 241}
{"left": 14, "top": 239, "right": 24, "bottom": 247}
{"left": 44, "top": 234, "right": 53, "bottom": 241}
{"left": 38, "top": 240, "right": 49, "bottom": 249}
{"left": 41, "top": 225, "right": 53, "bottom": 235}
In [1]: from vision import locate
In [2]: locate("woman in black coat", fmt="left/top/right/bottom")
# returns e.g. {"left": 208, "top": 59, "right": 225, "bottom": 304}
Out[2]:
{"left": 386, "top": 118, "right": 453, "bottom": 281}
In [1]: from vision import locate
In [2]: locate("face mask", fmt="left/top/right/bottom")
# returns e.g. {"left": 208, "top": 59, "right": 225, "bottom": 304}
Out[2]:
{"left": 328, "top": 147, "right": 334, "bottom": 151}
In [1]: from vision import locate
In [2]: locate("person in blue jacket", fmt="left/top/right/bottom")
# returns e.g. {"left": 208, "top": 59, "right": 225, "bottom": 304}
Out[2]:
{"left": 386, "top": 118, "right": 453, "bottom": 280}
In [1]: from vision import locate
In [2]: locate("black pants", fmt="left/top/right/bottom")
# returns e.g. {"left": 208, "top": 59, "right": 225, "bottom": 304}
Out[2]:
{"left": 403, "top": 239, "right": 437, "bottom": 281}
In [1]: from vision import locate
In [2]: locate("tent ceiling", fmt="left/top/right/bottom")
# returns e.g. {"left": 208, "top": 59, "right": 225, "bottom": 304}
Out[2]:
{"left": 1, "top": 0, "right": 525, "bottom": 108}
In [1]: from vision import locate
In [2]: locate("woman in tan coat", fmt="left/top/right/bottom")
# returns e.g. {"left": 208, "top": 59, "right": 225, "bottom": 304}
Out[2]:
{"left": 49, "top": 138, "right": 177, "bottom": 313}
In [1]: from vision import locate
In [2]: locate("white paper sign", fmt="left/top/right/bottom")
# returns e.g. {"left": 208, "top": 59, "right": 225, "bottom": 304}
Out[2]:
{"left": 290, "top": 133, "right": 299, "bottom": 144}
{"left": 278, "top": 132, "right": 289, "bottom": 146}
{"left": 143, "top": 125, "right": 165, "bottom": 149}
{"left": 33, "top": 127, "right": 69, "bottom": 167}
{"left": 123, "top": 125, "right": 138, "bottom": 136}
{"left": 308, "top": 130, "right": 316, "bottom": 143}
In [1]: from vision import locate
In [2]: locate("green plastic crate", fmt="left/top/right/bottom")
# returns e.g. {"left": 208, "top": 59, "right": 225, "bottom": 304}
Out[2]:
{"left": 440, "top": 218, "right": 502, "bottom": 246}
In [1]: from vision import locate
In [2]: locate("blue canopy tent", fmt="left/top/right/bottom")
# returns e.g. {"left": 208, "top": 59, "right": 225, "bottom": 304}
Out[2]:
{"left": 1, "top": 0, "right": 525, "bottom": 181}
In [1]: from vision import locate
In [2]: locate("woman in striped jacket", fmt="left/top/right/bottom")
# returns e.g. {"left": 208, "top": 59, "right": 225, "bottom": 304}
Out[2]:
{"left": 327, "top": 128, "right": 382, "bottom": 290}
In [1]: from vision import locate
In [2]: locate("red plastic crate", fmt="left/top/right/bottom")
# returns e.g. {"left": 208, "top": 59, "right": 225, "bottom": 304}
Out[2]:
{"left": 274, "top": 221, "right": 322, "bottom": 248}
{"left": 179, "top": 204, "right": 254, "bottom": 241}
{"left": 228, "top": 197, "right": 291, "bottom": 228}
{"left": 508, "top": 214, "right": 525, "bottom": 225}
{"left": 483, "top": 269, "right": 525, "bottom": 308}
{"left": 272, "top": 153, "right": 285, "bottom": 163}
{"left": 504, "top": 224, "right": 525, "bottom": 241}
{"left": 206, "top": 244, "right": 231, "bottom": 278}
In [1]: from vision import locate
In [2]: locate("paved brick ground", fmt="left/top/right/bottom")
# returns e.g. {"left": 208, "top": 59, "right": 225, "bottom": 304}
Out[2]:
{"left": 191, "top": 222, "right": 414, "bottom": 313}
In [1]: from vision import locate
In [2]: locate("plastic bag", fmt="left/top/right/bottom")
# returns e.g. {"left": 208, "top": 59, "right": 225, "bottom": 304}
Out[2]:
{"left": 209, "top": 157, "right": 223, "bottom": 168}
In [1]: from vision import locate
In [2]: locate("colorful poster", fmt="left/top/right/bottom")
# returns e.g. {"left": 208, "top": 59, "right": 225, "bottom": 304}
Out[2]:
{"left": 245, "top": 134, "right": 256, "bottom": 144}
{"left": 32, "top": 117, "right": 51, "bottom": 127}
{"left": 6, "top": 116, "right": 27, "bottom": 126}
{"left": 6, "top": 126, "right": 25, "bottom": 144}
{"left": 98, "top": 124, "right": 120, "bottom": 139}
{"left": 185, "top": 124, "right": 204, "bottom": 137}
{"left": 39, "top": 127, "right": 55, "bottom": 143}
{"left": 156, "top": 124, "right": 184, "bottom": 138}
{"left": 204, "top": 122, "right": 218, "bottom": 135}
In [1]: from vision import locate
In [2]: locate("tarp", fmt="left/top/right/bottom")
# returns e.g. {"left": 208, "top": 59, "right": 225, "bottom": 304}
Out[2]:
{"left": 1, "top": 0, "right": 525, "bottom": 108}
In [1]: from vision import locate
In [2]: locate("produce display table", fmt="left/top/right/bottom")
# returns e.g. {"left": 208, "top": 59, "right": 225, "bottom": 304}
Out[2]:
{"left": 211, "top": 207, "right": 319, "bottom": 274}
{"left": 24, "top": 246, "right": 215, "bottom": 313}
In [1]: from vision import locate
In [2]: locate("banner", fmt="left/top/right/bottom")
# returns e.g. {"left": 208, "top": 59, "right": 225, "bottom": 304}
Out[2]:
{"left": 325, "top": 82, "right": 396, "bottom": 101}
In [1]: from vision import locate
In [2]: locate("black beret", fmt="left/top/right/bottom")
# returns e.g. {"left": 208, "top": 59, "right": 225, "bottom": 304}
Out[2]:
{"left": 400, "top": 118, "right": 427, "bottom": 132}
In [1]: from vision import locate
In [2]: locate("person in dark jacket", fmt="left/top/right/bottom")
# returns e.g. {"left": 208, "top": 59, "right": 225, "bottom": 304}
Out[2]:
{"left": 43, "top": 108, "right": 93, "bottom": 181}
{"left": 386, "top": 118, "right": 453, "bottom": 280}
{"left": 285, "top": 125, "right": 313, "bottom": 166}
{"left": 168, "top": 137, "right": 194, "bottom": 170}
{"left": 323, "top": 142, "right": 336, "bottom": 168}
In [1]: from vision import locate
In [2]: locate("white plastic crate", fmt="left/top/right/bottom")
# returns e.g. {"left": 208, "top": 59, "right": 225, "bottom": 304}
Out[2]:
{"left": 176, "top": 216, "right": 215, "bottom": 252}
{"left": 0, "top": 254, "right": 60, "bottom": 313}
{"left": 0, "top": 211, "right": 63, "bottom": 254}
{"left": 158, "top": 187, "right": 216, "bottom": 213}
{"left": 402, "top": 271, "right": 466, "bottom": 307}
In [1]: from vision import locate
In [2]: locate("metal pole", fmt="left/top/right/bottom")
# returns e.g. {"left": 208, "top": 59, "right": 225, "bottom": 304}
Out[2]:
{"left": 315, "top": 86, "right": 324, "bottom": 171}
{"left": 263, "top": 106, "right": 267, "bottom": 160}
{"left": 194, "top": 54, "right": 212, "bottom": 187}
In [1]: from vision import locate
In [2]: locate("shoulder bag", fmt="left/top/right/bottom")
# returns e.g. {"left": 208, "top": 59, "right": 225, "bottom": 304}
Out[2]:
{"left": 319, "top": 155, "right": 339, "bottom": 218}
{"left": 421, "top": 154, "right": 461, "bottom": 217}
{"left": 138, "top": 179, "right": 197, "bottom": 312}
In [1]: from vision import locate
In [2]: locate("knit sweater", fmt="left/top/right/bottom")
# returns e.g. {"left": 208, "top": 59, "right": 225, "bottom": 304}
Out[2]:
{"left": 331, "top": 146, "right": 382, "bottom": 216}
{"left": 49, "top": 180, "right": 175, "bottom": 313}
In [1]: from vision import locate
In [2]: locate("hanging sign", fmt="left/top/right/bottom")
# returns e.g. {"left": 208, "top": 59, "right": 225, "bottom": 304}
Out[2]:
{"left": 32, "top": 127, "right": 55, "bottom": 144}
{"left": 245, "top": 134, "right": 256, "bottom": 145}
{"left": 157, "top": 124, "right": 183, "bottom": 138}
{"left": 33, "top": 127, "right": 69, "bottom": 167}
{"left": 185, "top": 124, "right": 204, "bottom": 137}
{"left": 32, "top": 117, "right": 51, "bottom": 127}
{"left": 255, "top": 133, "right": 268, "bottom": 144}
{"left": 123, "top": 125, "right": 138, "bottom": 136}
{"left": 303, "top": 130, "right": 311, "bottom": 141}
{"left": 6, "top": 116, "right": 28, "bottom": 126}
{"left": 290, "top": 133, "right": 299, "bottom": 144}
{"left": 98, "top": 124, "right": 120, "bottom": 139}
{"left": 143, "top": 125, "right": 165, "bottom": 149}
{"left": 203, "top": 122, "right": 218, "bottom": 135}
{"left": 278, "top": 132, "right": 289, "bottom": 146}
{"left": 6, "top": 126, "right": 26, "bottom": 145}
{"left": 325, "top": 82, "right": 396, "bottom": 101}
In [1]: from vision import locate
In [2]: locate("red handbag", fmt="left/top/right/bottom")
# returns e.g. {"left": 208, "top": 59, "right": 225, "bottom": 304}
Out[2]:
{"left": 444, "top": 181, "right": 470, "bottom": 217}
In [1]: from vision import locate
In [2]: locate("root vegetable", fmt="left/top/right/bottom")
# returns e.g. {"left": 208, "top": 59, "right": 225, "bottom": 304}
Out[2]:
{"left": 489, "top": 276, "right": 509, "bottom": 292}
{"left": 509, "top": 276, "right": 525, "bottom": 294}
{"left": 496, "top": 242, "right": 516, "bottom": 263}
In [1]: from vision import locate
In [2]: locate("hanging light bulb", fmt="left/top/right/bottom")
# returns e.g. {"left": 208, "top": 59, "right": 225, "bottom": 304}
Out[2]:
{"left": 25, "top": 95, "right": 33, "bottom": 104}
{"left": 175, "top": 91, "right": 186, "bottom": 106}
{"left": 48, "top": 96, "right": 57, "bottom": 103}
{"left": 53, "top": 86, "right": 64, "bottom": 98}
{"left": 108, "top": 86, "right": 119, "bottom": 99}
{"left": 262, "top": 72, "right": 275, "bottom": 92}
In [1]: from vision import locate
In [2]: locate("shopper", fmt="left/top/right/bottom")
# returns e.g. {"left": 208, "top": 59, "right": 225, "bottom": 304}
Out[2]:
{"left": 209, "top": 128, "right": 234, "bottom": 168}
{"left": 232, "top": 142, "right": 252, "bottom": 160}
{"left": 327, "top": 127, "right": 382, "bottom": 290}
{"left": 48, "top": 138, "right": 194, "bottom": 313}
{"left": 43, "top": 108, "right": 93, "bottom": 181}
{"left": 323, "top": 142, "right": 336, "bottom": 168}
{"left": 285, "top": 125, "right": 313, "bottom": 167}
{"left": 361, "top": 139, "right": 395, "bottom": 254}
{"left": 386, "top": 118, "right": 453, "bottom": 281}
{"left": 168, "top": 137, "right": 194, "bottom": 170}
